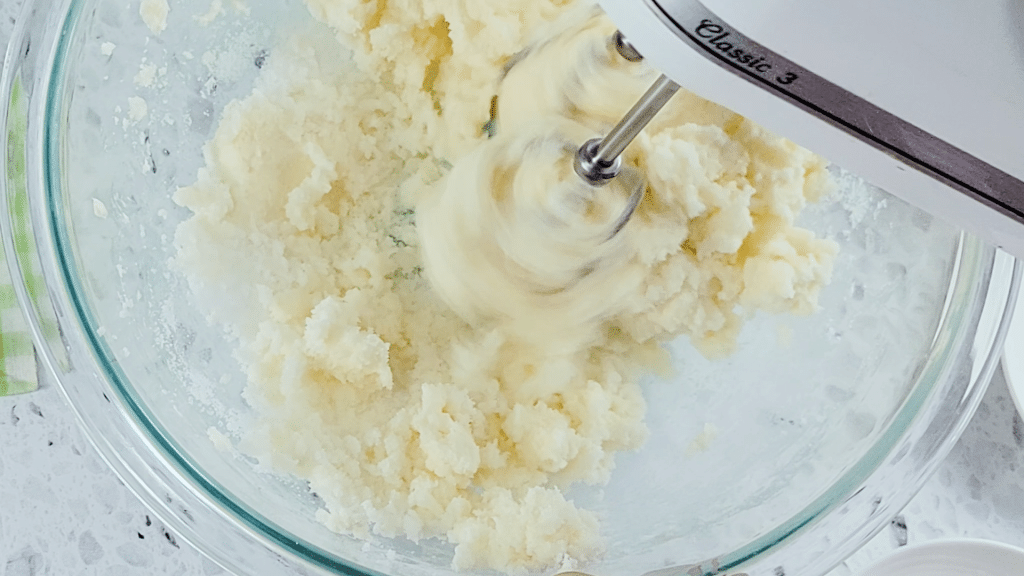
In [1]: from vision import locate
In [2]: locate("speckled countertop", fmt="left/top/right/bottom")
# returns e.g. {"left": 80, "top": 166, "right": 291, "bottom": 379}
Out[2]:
{"left": 1, "top": 2, "right": 1023, "bottom": 575}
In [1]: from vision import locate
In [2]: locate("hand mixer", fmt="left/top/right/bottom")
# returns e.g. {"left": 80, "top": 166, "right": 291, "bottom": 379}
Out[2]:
{"left": 574, "top": 0, "right": 1024, "bottom": 258}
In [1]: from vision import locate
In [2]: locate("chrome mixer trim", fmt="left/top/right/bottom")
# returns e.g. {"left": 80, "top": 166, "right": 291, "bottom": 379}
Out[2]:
{"left": 642, "top": 0, "right": 1024, "bottom": 225}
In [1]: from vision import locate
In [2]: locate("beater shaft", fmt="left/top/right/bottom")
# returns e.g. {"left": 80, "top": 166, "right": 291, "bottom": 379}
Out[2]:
{"left": 574, "top": 74, "right": 680, "bottom": 186}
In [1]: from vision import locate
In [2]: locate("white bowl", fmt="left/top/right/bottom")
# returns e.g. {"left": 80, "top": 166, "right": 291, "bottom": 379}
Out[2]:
{"left": 856, "top": 539, "right": 1024, "bottom": 576}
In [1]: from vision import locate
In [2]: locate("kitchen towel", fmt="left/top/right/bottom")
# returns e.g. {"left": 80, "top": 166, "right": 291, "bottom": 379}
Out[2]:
{"left": 0, "top": 78, "right": 38, "bottom": 396}
{"left": 0, "top": 247, "right": 37, "bottom": 396}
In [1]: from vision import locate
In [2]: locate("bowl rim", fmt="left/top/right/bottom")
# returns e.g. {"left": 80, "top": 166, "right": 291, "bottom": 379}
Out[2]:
{"left": 1000, "top": 284, "right": 1024, "bottom": 418}
{"left": 854, "top": 538, "right": 1024, "bottom": 576}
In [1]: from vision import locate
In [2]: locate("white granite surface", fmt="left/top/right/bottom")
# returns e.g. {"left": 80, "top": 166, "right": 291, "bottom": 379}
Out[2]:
{"left": 1, "top": 1, "right": 1023, "bottom": 575}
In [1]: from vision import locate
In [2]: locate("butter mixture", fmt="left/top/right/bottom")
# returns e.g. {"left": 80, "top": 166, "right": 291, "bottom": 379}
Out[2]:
{"left": 173, "top": 0, "right": 837, "bottom": 571}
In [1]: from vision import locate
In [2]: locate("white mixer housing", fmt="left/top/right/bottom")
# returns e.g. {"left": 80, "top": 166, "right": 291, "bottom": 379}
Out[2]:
{"left": 599, "top": 0, "right": 1024, "bottom": 258}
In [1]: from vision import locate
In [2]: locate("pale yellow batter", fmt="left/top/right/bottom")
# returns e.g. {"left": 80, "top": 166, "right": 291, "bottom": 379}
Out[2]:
{"left": 173, "top": 0, "right": 837, "bottom": 571}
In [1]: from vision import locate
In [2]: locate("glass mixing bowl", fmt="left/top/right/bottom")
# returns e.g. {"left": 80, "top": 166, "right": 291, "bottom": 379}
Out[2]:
{"left": 1, "top": 1, "right": 1020, "bottom": 575}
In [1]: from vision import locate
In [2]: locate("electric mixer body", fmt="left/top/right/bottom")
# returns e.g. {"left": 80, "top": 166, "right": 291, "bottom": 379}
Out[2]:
{"left": 597, "top": 0, "right": 1024, "bottom": 258}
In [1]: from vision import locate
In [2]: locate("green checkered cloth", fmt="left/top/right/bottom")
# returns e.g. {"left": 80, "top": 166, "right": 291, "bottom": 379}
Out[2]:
{"left": 0, "top": 77, "right": 39, "bottom": 396}
{"left": 0, "top": 253, "right": 36, "bottom": 396}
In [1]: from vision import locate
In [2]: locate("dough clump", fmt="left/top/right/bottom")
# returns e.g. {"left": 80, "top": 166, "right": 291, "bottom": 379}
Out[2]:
{"left": 174, "top": 0, "right": 837, "bottom": 572}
